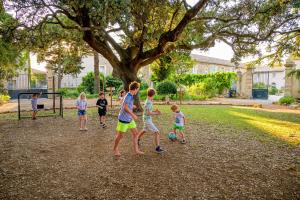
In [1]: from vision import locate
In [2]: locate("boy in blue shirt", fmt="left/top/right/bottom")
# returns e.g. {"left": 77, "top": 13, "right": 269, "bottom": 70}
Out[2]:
{"left": 138, "top": 88, "right": 164, "bottom": 153}
{"left": 113, "top": 81, "right": 144, "bottom": 156}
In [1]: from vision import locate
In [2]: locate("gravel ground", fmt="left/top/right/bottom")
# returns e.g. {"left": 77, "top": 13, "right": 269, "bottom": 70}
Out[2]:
{"left": 0, "top": 112, "right": 299, "bottom": 200}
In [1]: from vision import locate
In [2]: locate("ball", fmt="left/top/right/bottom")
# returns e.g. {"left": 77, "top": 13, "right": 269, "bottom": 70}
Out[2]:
{"left": 168, "top": 132, "right": 177, "bottom": 141}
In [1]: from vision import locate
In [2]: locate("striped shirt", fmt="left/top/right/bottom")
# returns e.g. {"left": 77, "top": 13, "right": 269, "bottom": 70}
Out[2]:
{"left": 118, "top": 92, "right": 134, "bottom": 122}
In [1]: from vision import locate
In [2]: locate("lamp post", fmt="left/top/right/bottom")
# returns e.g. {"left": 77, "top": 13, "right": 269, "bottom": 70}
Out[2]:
{"left": 177, "top": 87, "right": 183, "bottom": 105}
{"left": 107, "top": 87, "right": 115, "bottom": 108}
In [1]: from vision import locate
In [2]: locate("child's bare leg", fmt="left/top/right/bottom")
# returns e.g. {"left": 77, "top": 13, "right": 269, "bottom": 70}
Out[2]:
{"left": 154, "top": 132, "right": 160, "bottom": 147}
{"left": 113, "top": 132, "right": 123, "bottom": 156}
{"left": 131, "top": 128, "right": 144, "bottom": 154}
{"left": 138, "top": 130, "right": 146, "bottom": 140}
{"left": 102, "top": 116, "right": 106, "bottom": 124}
{"left": 84, "top": 115, "right": 87, "bottom": 129}
{"left": 79, "top": 116, "right": 82, "bottom": 129}
{"left": 179, "top": 131, "right": 185, "bottom": 140}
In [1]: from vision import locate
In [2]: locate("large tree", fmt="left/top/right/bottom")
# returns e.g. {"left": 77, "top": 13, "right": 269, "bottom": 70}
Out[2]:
{"left": 3, "top": 0, "right": 299, "bottom": 101}
{"left": 0, "top": 3, "right": 28, "bottom": 93}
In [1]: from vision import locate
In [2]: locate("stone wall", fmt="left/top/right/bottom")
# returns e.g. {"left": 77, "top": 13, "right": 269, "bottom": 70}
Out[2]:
{"left": 285, "top": 60, "right": 300, "bottom": 98}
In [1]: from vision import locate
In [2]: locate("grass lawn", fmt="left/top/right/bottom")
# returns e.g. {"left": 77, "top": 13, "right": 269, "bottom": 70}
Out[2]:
{"left": 156, "top": 105, "right": 300, "bottom": 148}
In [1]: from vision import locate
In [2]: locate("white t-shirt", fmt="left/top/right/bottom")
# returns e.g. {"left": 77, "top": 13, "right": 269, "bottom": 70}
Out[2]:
{"left": 175, "top": 111, "right": 184, "bottom": 127}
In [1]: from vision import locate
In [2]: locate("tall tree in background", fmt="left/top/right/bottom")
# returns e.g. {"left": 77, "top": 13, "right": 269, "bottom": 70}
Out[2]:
{"left": 93, "top": 50, "right": 100, "bottom": 94}
{"left": 0, "top": 3, "right": 27, "bottom": 93}
{"left": 4, "top": 0, "right": 299, "bottom": 108}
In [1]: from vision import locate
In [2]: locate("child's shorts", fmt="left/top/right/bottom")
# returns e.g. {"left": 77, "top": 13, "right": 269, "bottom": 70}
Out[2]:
{"left": 173, "top": 124, "right": 184, "bottom": 131}
{"left": 143, "top": 121, "right": 159, "bottom": 133}
{"left": 116, "top": 120, "right": 136, "bottom": 133}
{"left": 78, "top": 110, "right": 86, "bottom": 116}
{"left": 98, "top": 109, "right": 106, "bottom": 117}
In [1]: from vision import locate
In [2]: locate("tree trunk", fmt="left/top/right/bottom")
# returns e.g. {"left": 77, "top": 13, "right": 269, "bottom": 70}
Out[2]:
{"left": 27, "top": 53, "right": 31, "bottom": 89}
{"left": 57, "top": 73, "right": 62, "bottom": 89}
{"left": 93, "top": 51, "right": 100, "bottom": 94}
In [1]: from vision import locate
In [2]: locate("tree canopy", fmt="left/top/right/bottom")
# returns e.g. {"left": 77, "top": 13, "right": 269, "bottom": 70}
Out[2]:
{"left": 2, "top": 0, "right": 299, "bottom": 95}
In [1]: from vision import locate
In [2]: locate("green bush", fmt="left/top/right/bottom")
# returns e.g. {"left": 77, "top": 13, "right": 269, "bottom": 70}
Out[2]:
{"left": 279, "top": 96, "right": 296, "bottom": 105}
{"left": 78, "top": 72, "right": 104, "bottom": 94}
{"left": 179, "top": 72, "right": 237, "bottom": 94}
{"left": 105, "top": 75, "right": 123, "bottom": 91}
{"left": 140, "top": 81, "right": 149, "bottom": 90}
{"left": 58, "top": 88, "right": 79, "bottom": 98}
{"left": 253, "top": 82, "right": 267, "bottom": 89}
{"left": 156, "top": 81, "right": 177, "bottom": 95}
{"left": 268, "top": 86, "right": 279, "bottom": 95}
{"left": 139, "top": 89, "right": 148, "bottom": 100}
{"left": 0, "top": 94, "right": 10, "bottom": 105}
{"left": 188, "top": 80, "right": 217, "bottom": 100}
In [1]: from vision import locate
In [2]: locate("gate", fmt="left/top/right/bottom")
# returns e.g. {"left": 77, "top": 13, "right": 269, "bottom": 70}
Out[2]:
{"left": 252, "top": 70, "right": 269, "bottom": 99}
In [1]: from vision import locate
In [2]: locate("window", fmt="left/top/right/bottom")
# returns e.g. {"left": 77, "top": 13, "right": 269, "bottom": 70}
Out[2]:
{"left": 7, "top": 80, "right": 16, "bottom": 90}
{"left": 209, "top": 66, "right": 218, "bottom": 73}
{"left": 100, "top": 65, "right": 105, "bottom": 74}
{"left": 192, "top": 66, "right": 197, "bottom": 74}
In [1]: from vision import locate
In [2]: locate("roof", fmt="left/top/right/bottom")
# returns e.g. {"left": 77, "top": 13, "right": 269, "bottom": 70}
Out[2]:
{"left": 191, "top": 54, "right": 237, "bottom": 67}
{"left": 32, "top": 68, "right": 46, "bottom": 74}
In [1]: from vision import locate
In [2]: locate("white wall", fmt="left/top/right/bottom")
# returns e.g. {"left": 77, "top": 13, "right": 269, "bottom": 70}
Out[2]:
{"left": 61, "top": 54, "right": 113, "bottom": 88}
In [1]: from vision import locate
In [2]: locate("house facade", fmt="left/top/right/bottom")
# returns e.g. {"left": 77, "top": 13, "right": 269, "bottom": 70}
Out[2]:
{"left": 58, "top": 54, "right": 114, "bottom": 88}
{"left": 6, "top": 68, "right": 47, "bottom": 90}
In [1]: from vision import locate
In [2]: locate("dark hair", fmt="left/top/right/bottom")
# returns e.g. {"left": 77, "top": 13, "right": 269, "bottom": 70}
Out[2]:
{"left": 147, "top": 88, "right": 156, "bottom": 97}
{"left": 99, "top": 92, "right": 104, "bottom": 96}
{"left": 119, "top": 90, "right": 125, "bottom": 95}
{"left": 129, "top": 81, "right": 140, "bottom": 91}
{"left": 32, "top": 93, "right": 38, "bottom": 98}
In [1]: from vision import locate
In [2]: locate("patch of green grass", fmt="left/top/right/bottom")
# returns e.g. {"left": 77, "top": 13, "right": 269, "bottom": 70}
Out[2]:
{"left": 156, "top": 105, "right": 300, "bottom": 147}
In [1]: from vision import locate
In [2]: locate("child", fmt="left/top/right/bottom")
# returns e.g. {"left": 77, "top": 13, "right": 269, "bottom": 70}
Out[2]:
{"left": 31, "top": 93, "right": 38, "bottom": 120}
{"left": 113, "top": 81, "right": 144, "bottom": 156}
{"left": 118, "top": 89, "right": 126, "bottom": 104}
{"left": 138, "top": 88, "right": 164, "bottom": 153}
{"left": 96, "top": 92, "right": 108, "bottom": 128}
{"left": 76, "top": 92, "right": 88, "bottom": 131}
{"left": 171, "top": 104, "right": 186, "bottom": 144}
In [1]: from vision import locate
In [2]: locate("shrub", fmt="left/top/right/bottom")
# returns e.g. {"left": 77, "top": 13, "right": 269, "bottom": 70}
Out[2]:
{"left": 188, "top": 80, "right": 217, "bottom": 100}
{"left": 179, "top": 72, "right": 237, "bottom": 94}
{"left": 78, "top": 72, "right": 104, "bottom": 94}
{"left": 156, "top": 81, "right": 177, "bottom": 95}
{"left": 279, "top": 96, "right": 296, "bottom": 105}
{"left": 105, "top": 75, "right": 123, "bottom": 90}
{"left": 0, "top": 94, "right": 10, "bottom": 105}
{"left": 58, "top": 88, "right": 79, "bottom": 98}
{"left": 268, "top": 86, "right": 279, "bottom": 95}
{"left": 253, "top": 82, "right": 267, "bottom": 89}
{"left": 140, "top": 81, "right": 149, "bottom": 90}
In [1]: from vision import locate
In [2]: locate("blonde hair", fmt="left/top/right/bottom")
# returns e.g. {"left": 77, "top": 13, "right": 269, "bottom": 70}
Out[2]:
{"left": 78, "top": 92, "right": 87, "bottom": 101}
{"left": 171, "top": 104, "right": 178, "bottom": 112}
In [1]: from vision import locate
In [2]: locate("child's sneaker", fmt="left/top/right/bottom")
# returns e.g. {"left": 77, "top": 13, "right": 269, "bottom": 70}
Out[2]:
{"left": 180, "top": 139, "right": 186, "bottom": 144}
{"left": 155, "top": 146, "right": 164, "bottom": 153}
{"left": 102, "top": 124, "right": 107, "bottom": 128}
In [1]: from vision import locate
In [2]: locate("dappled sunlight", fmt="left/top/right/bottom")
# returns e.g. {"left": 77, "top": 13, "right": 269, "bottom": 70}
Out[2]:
{"left": 229, "top": 111, "right": 300, "bottom": 147}
{"left": 231, "top": 106, "right": 300, "bottom": 115}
